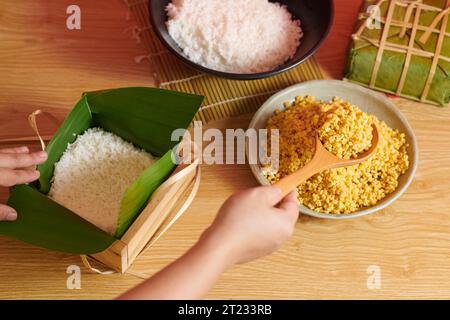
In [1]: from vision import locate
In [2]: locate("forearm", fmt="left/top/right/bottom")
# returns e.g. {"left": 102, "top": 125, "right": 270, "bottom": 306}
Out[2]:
{"left": 118, "top": 231, "right": 232, "bottom": 300}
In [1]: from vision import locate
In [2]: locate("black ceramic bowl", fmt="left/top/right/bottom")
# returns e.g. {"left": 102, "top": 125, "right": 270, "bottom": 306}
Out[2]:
{"left": 149, "top": 0, "right": 334, "bottom": 80}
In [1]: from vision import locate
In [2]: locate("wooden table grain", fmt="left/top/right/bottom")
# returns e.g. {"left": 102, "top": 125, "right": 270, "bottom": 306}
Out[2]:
{"left": 1, "top": 0, "right": 450, "bottom": 299}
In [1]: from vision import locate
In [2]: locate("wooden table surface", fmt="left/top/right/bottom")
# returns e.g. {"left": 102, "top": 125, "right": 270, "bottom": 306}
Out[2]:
{"left": 1, "top": 0, "right": 450, "bottom": 299}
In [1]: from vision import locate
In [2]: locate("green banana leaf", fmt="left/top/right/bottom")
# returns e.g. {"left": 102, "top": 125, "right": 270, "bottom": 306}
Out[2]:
{"left": 116, "top": 149, "right": 175, "bottom": 238}
{"left": 0, "top": 87, "right": 204, "bottom": 254}
{"left": 344, "top": 0, "right": 450, "bottom": 106}
{"left": 5, "top": 185, "right": 115, "bottom": 254}
{"left": 38, "top": 96, "right": 92, "bottom": 194}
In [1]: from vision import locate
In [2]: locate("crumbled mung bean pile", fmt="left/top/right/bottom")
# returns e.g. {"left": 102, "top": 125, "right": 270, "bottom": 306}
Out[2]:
{"left": 264, "top": 96, "right": 409, "bottom": 214}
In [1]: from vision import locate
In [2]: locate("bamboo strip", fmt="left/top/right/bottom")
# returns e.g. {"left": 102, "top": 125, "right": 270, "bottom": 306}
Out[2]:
{"left": 90, "top": 240, "right": 128, "bottom": 273}
{"left": 370, "top": 0, "right": 397, "bottom": 87}
{"left": 353, "top": 34, "right": 450, "bottom": 62}
{"left": 419, "top": 6, "right": 450, "bottom": 43}
{"left": 396, "top": 5, "right": 422, "bottom": 95}
{"left": 342, "top": 78, "right": 441, "bottom": 105}
{"left": 358, "top": 13, "right": 450, "bottom": 38}
{"left": 399, "top": 0, "right": 421, "bottom": 37}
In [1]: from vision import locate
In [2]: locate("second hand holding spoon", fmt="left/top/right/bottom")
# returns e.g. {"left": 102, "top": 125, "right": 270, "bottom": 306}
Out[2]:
{"left": 274, "top": 124, "right": 379, "bottom": 198}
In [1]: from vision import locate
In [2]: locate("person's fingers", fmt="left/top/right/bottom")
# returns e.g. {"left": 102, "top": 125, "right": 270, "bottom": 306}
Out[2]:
{"left": 0, "top": 151, "right": 47, "bottom": 169}
{"left": 0, "top": 146, "right": 36, "bottom": 170}
{"left": 0, "top": 168, "right": 40, "bottom": 187}
{"left": 278, "top": 191, "right": 299, "bottom": 222}
{"left": 0, "top": 147, "right": 37, "bottom": 171}
{"left": 0, "top": 146, "right": 29, "bottom": 154}
{"left": 0, "top": 204, "right": 17, "bottom": 221}
{"left": 259, "top": 186, "right": 284, "bottom": 206}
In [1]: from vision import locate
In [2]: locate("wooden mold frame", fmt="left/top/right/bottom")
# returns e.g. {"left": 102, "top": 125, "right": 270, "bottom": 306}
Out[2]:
{"left": 10, "top": 111, "right": 202, "bottom": 275}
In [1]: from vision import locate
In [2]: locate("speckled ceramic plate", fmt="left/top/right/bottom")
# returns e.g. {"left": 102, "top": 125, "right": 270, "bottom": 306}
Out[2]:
{"left": 247, "top": 80, "right": 418, "bottom": 219}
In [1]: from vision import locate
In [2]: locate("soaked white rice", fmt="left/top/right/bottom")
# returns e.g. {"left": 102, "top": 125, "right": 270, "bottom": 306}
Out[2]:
{"left": 166, "top": 0, "right": 303, "bottom": 73}
{"left": 49, "top": 128, "right": 157, "bottom": 235}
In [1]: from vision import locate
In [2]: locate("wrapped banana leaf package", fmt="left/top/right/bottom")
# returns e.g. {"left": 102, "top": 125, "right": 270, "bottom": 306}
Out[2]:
{"left": 344, "top": 0, "right": 450, "bottom": 106}
{"left": 0, "top": 87, "right": 204, "bottom": 261}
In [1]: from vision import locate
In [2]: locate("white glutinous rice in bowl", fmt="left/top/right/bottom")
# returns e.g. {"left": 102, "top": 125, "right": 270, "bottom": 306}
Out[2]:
{"left": 166, "top": 0, "right": 303, "bottom": 74}
{"left": 49, "top": 128, "right": 157, "bottom": 235}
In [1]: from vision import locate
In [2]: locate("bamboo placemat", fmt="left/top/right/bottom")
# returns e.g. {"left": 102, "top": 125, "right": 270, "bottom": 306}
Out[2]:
{"left": 123, "top": 0, "right": 327, "bottom": 123}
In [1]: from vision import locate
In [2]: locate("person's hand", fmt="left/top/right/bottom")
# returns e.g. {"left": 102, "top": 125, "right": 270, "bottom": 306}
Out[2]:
{"left": 0, "top": 146, "right": 47, "bottom": 221}
{"left": 201, "top": 186, "right": 299, "bottom": 266}
{"left": 118, "top": 186, "right": 299, "bottom": 300}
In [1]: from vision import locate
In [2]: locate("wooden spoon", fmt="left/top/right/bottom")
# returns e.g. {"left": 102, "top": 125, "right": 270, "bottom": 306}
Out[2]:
{"left": 274, "top": 124, "right": 379, "bottom": 198}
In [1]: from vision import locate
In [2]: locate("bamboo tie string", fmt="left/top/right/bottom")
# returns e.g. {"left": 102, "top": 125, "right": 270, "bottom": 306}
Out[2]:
{"left": 24, "top": 112, "right": 118, "bottom": 275}
{"left": 420, "top": 6, "right": 449, "bottom": 101}
{"left": 28, "top": 110, "right": 46, "bottom": 151}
